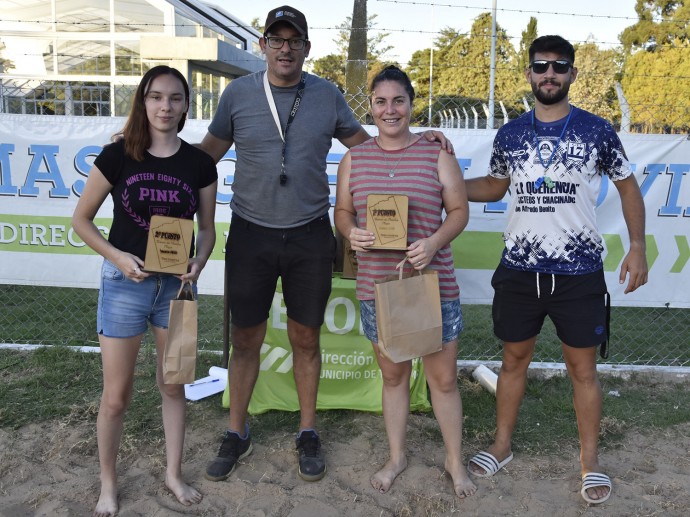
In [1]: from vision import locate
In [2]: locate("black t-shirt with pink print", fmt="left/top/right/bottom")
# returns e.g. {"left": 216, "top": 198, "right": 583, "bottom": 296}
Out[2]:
{"left": 94, "top": 139, "right": 217, "bottom": 261}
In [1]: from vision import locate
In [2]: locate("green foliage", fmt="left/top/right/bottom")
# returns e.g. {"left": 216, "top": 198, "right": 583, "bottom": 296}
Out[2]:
{"left": 250, "top": 17, "right": 262, "bottom": 31}
{"left": 311, "top": 53, "right": 346, "bottom": 90}
{"left": 407, "top": 48, "right": 433, "bottom": 123}
{"left": 617, "top": 0, "right": 690, "bottom": 132}
{"left": 2, "top": 348, "right": 688, "bottom": 458}
{"left": 620, "top": 44, "right": 690, "bottom": 132}
{"left": 433, "top": 27, "right": 466, "bottom": 66}
{"left": 0, "top": 39, "right": 14, "bottom": 73}
{"left": 570, "top": 42, "right": 622, "bottom": 122}
{"left": 620, "top": 0, "right": 690, "bottom": 52}
{"left": 435, "top": 13, "right": 520, "bottom": 105}
{"left": 518, "top": 17, "right": 538, "bottom": 72}
{"left": 309, "top": 12, "right": 393, "bottom": 94}
{"left": 0, "top": 346, "right": 103, "bottom": 428}
{"left": 334, "top": 14, "right": 392, "bottom": 63}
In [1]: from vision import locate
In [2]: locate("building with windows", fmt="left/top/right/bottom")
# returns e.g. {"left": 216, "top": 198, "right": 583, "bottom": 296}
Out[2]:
{"left": 0, "top": 0, "right": 265, "bottom": 118}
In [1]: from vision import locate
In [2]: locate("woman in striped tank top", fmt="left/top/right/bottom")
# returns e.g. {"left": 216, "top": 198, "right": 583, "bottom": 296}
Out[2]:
{"left": 335, "top": 66, "right": 475, "bottom": 498}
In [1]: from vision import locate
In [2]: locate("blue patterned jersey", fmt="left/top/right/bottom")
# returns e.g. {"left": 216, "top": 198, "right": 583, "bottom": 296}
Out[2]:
{"left": 489, "top": 106, "right": 632, "bottom": 274}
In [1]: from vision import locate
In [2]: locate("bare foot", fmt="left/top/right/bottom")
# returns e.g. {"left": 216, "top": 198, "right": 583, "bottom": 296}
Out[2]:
{"left": 584, "top": 482, "right": 610, "bottom": 502}
{"left": 370, "top": 457, "right": 408, "bottom": 494}
{"left": 445, "top": 458, "right": 477, "bottom": 498}
{"left": 165, "top": 475, "right": 203, "bottom": 506}
{"left": 93, "top": 483, "right": 118, "bottom": 517}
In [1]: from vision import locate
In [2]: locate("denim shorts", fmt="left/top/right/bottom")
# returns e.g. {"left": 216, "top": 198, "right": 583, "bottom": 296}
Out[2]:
{"left": 97, "top": 259, "right": 191, "bottom": 338}
{"left": 359, "top": 298, "right": 463, "bottom": 344}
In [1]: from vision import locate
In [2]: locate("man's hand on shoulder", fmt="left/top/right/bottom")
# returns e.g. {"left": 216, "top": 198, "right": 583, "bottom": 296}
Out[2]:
{"left": 420, "top": 130, "right": 454, "bottom": 155}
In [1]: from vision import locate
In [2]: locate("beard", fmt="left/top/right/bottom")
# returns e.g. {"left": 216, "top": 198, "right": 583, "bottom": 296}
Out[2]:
{"left": 532, "top": 79, "right": 570, "bottom": 105}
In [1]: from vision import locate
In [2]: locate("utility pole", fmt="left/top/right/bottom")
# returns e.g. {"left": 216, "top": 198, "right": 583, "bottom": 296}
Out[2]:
{"left": 428, "top": 3, "right": 435, "bottom": 125}
{"left": 346, "top": 0, "right": 368, "bottom": 123}
{"left": 488, "top": 0, "right": 497, "bottom": 129}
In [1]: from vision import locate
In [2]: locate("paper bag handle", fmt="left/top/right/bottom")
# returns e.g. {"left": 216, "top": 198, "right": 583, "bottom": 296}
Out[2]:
{"left": 176, "top": 280, "right": 195, "bottom": 301}
{"left": 395, "top": 258, "right": 423, "bottom": 279}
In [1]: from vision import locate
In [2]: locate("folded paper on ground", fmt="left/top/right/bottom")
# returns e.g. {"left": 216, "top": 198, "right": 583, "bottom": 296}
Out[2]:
{"left": 184, "top": 366, "right": 227, "bottom": 401}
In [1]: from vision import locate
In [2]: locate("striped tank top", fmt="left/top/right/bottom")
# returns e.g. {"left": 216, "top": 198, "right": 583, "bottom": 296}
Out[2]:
{"left": 349, "top": 136, "right": 460, "bottom": 301}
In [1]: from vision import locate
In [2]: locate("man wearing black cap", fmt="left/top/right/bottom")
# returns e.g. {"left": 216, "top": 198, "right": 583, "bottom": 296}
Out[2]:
{"left": 199, "top": 5, "right": 449, "bottom": 484}
{"left": 198, "top": 5, "right": 368, "bottom": 484}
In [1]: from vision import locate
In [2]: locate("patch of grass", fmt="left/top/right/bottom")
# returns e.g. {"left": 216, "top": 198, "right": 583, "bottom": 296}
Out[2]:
{"left": 461, "top": 372, "right": 690, "bottom": 456}
{"left": 1, "top": 348, "right": 688, "bottom": 459}
{"left": 2, "top": 285, "right": 689, "bottom": 366}
{"left": 0, "top": 346, "right": 102, "bottom": 428}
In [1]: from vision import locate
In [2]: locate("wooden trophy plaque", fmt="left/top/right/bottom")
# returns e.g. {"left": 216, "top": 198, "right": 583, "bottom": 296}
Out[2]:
{"left": 143, "top": 215, "right": 194, "bottom": 275}
{"left": 365, "top": 194, "right": 409, "bottom": 250}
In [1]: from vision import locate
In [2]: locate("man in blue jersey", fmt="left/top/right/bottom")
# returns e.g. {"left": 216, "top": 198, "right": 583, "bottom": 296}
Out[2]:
{"left": 464, "top": 35, "right": 648, "bottom": 505}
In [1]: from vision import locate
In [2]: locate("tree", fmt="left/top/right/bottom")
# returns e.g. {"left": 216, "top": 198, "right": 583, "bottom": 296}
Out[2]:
{"left": 436, "top": 13, "right": 520, "bottom": 104}
{"left": 518, "top": 17, "right": 538, "bottom": 72}
{"left": 311, "top": 54, "right": 346, "bottom": 90}
{"left": 434, "top": 27, "right": 465, "bottom": 63}
{"left": 308, "top": 13, "right": 391, "bottom": 84}
{"left": 308, "top": 10, "right": 392, "bottom": 97}
{"left": 620, "top": 45, "right": 690, "bottom": 132}
{"left": 618, "top": 0, "right": 690, "bottom": 131}
{"left": 250, "top": 17, "right": 262, "bottom": 31}
{"left": 0, "top": 40, "right": 13, "bottom": 73}
{"left": 569, "top": 41, "right": 620, "bottom": 122}
{"left": 620, "top": 0, "right": 689, "bottom": 52}
{"left": 404, "top": 28, "right": 468, "bottom": 125}
{"left": 406, "top": 48, "right": 432, "bottom": 121}
{"left": 334, "top": 14, "right": 392, "bottom": 63}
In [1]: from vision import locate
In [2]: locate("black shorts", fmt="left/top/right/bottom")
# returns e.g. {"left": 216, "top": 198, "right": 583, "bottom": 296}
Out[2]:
{"left": 225, "top": 213, "right": 336, "bottom": 328}
{"left": 491, "top": 264, "right": 608, "bottom": 348}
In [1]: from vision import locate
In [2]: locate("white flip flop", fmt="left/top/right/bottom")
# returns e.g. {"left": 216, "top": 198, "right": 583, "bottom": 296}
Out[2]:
{"left": 581, "top": 472, "right": 612, "bottom": 504}
{"left": 468, "top": 450, "right": 514, "bottom": 478}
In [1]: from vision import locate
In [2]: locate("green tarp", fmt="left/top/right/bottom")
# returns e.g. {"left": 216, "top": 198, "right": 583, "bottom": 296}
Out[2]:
{"left": 223, "top": 275, "right": 431, "bottom": 414}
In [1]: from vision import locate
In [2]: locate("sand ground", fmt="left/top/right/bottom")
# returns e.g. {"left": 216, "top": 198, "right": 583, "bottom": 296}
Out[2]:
{"left": 0, "top": 408, "right": 688, "bottom": 517}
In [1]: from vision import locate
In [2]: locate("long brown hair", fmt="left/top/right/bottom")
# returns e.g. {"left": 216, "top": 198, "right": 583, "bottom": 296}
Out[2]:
{"left": 115, "top": 66, "right": 190, "bottom": 161}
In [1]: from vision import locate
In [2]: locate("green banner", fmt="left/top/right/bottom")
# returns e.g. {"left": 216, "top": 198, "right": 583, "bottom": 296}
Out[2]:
{"left": 222, "top": 276, "right": 432, "bottom": 414}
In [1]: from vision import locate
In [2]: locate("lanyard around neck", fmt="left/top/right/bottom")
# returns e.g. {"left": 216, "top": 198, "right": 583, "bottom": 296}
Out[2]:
{"left": 263, "top": 71, "right": 306, "bottom": 186}
{"left": 532, "top": 105, "right": 573, "bottom": 170}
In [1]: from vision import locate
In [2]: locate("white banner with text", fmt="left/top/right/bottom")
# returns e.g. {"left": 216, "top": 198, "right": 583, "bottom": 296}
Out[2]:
{"left": 0, "top": 114, "right": 688, "bottom": 307}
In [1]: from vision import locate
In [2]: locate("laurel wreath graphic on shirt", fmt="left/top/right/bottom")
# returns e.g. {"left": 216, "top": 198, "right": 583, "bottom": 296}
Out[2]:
{"left": 179, "top": 192, "right": 197, "bottom": 220}
{"left": 121, "top": 188, "right": 198, "bottom": 228}
{"left": 121, "top": 189, "right": 150, "bottom": 230}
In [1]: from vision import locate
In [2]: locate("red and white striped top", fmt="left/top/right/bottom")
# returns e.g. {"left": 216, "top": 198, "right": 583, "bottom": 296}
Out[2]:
{"left": 349, "top": 137, "right": 460, "bottom": 301}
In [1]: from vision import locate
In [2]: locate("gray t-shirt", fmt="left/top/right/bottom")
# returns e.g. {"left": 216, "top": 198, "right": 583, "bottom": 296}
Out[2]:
{"left": 209, "top": 71, "right": 362, "bottom": 228}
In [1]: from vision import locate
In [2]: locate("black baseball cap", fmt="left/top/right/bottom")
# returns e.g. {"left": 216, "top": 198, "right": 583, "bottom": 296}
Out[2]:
{"left": 264, "top": 5, "right": 308, "bottom": 39}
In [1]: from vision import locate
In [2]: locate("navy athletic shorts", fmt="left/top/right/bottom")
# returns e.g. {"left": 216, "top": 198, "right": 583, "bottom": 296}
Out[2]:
{"left": 491, "top": 264, "right": 609, "bottom": 348}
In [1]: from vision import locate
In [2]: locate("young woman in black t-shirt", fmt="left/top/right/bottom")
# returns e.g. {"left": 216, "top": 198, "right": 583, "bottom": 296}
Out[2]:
{"left": 72, "top": 66, "right": 217, "bottom": 516}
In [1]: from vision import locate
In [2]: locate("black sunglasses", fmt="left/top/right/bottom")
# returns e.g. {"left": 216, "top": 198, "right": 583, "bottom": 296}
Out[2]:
{"left": 530, "top": 60, "right": 572, "bottom": 74}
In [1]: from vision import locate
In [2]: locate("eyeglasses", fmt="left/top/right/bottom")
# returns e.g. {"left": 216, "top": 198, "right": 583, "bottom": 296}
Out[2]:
{"left": 530, "top": 60, "right": 572, "bottom": 74}
{"left": 265, "top": 36, "right": 307, "bottom": 50}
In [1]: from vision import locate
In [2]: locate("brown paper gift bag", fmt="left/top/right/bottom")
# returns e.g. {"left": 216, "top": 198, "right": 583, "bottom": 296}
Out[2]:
{"left": 374, "top": 258, "right": 443, "bottom": 363}
{"left": 163, "top": 281, "right": 197, "bottom": 384}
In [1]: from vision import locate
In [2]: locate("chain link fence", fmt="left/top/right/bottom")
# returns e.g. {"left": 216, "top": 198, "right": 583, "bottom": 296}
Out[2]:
{"left": 1, "top": 79, "right": 688, "bottom": 367}
{"left": 343, "top": 85, "right": 690, "bottom": 134}
{"left": 2, "top": 79, "right": 690, "bottom": 134}
{"left": 1, "top": 284, "right": 688, "bottom": 366}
